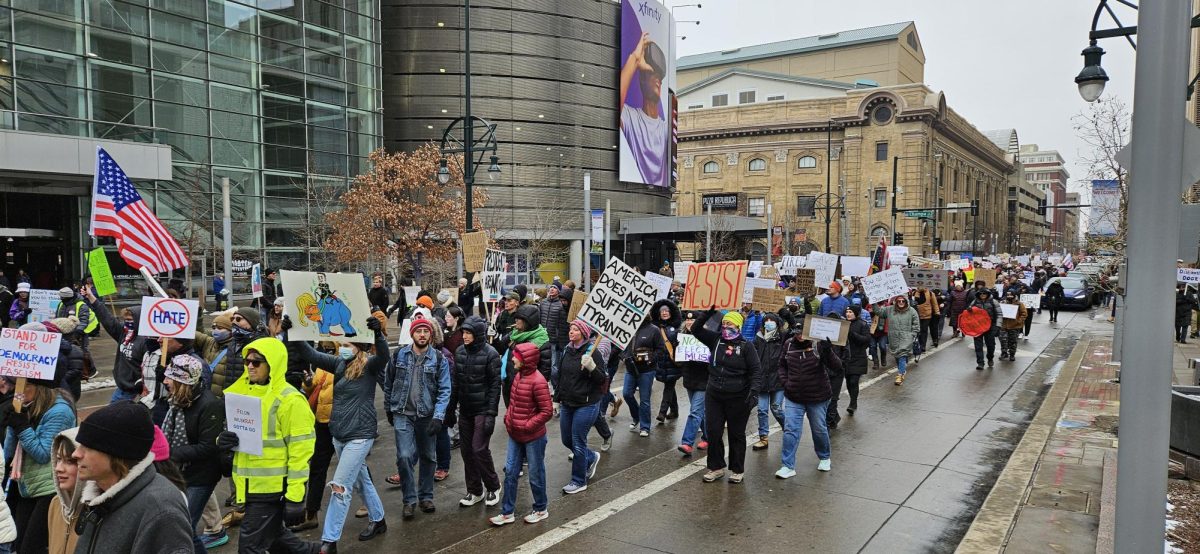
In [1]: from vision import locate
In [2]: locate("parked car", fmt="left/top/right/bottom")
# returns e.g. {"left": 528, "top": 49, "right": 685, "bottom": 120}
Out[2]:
{"left": 1046, "top": 277, "right": 1093, "bottom": 310}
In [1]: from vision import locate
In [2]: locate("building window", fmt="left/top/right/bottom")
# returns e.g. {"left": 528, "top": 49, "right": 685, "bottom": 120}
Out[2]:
{"left": 873, "top": 189, "right": 887, "bottom": 208}
{"left": 748, "top": 158, "right": 766, "bottom": 171}
{"left": 738, "top": 90, "right": 756, "bottom": 104}
{"left": 871, "top": 104, "right": 893, "bottom": 125}
{"left": 953, "top": 169, "right": 959, "bottom": 192}
{"left": 711, "top": 94, "right": 728, "bottom": 107}
{"left": 748, "top": 197, "right": 765, "bottom": 217}
{"left": 766, "top": 94, "right": 785, "bottom": 102}
{"left": 702, "top": 161, "right": 719, "bottom": 174}
{"left": 906, "top": 31, "right": 919, "bottom": 51}
{"left": 797, "top": 155, "right": 817, "bottom": 169}
{"left": 687, "top": 104, "right": 703, "bottom": 110}
{"left": 797, "top": 195, "right": 817, "bottom": 218}
{"left": 875, "top": 142, "right": 888, "bottom": 161}
{"left": 670, "top": 201, "right": 677, "bottom": 215}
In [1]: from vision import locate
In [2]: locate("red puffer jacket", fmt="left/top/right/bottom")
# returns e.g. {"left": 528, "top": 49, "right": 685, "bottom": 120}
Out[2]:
{"left": 504, "top": 343, "right": 553, "bottom": 443}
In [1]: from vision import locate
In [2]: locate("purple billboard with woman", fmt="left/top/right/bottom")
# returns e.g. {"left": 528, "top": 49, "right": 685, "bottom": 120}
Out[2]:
{"left": 619, "top": 0, "right": 676, "bottom": 188}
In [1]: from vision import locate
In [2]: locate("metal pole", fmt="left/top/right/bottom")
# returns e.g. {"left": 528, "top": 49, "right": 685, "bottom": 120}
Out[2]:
{"left": 463, "top": 0, "right": 474, "bottom": 232}
{"left": 583, "top": 172, "right": 591, "bottom": 291}
{"left": 972, "top": 200, "right": 979, "bottom": 258}
{"left": 221, "top": 177, "right": 232, "bottom": 301}
{"left": 1115, "top": 2, "right": 1188, "bottom": 550}
{"left": 825, "top": 123, "right": 832, "bottom": 251}
{"left": 705, "top": 203, "right": 712, "bottom": 262}
{"left": 766, "top": 203, "right": 773, "bottom": 267}
{"left": 891, "top": 156, "right": 899, "bottom": 245}
{"left": 604, "top": 198, "right": 611, "bottom": 262}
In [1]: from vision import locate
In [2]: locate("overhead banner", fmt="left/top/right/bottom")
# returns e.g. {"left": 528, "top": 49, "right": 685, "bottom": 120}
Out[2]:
{"left": 902, "top": 268, "right": 949, "bottom": 291}
{"left": 482, "top": 249, "right": 506, "bottom": 303}
{"left": 280, "top": 270, "right": 374, "bottom": 343}
{"left": 0, "top": 327, "right": 61, "bottom": 380}
{"left": 860, "top": 268, "right": 909, "bottom": 302}
{"left": 138, "top": 297, "right": 200, "bottom": 340}
{"left": 1089, "top": 179, "right": 1120, "bottom": 237}
{"left": 681, "top": 260, "right": 749, "bottom": 310}
{"left": 578, "top": 257, "right": 658, "bottom": 349}
{"left": 461, "top": 231, "right": 488, "bottom": 273}
{"left": 618, "top": 0, "right": 676, "bottom": 188}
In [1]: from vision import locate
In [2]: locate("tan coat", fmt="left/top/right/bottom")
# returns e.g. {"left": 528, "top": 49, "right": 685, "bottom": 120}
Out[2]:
{"left": 914, "top": 289, "right": 940, "bottom": 320}
{"left": 48, "top": 429, "right": 82, "bottom": 554}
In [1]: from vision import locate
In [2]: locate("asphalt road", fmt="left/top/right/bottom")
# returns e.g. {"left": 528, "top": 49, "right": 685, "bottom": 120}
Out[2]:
{"left": 73, "top": 307, "right": 1093, "bottom": 553}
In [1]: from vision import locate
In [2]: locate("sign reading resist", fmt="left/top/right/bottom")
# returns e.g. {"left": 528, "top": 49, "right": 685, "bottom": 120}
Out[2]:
{"left": 578, "top": 257, "right": 658, "bottom": 349}
{"left": 681, "top": 261, "right": 749, "bottom": 310}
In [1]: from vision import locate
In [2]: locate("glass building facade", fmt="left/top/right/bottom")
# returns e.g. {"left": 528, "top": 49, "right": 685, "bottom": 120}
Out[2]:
{"left": 0, "top": 0, "right": 382, "bottom": 292}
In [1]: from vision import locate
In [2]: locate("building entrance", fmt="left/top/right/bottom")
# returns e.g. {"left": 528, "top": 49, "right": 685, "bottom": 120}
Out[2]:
{"left": 0, "top": 192, "right": 77, "bottom": 289}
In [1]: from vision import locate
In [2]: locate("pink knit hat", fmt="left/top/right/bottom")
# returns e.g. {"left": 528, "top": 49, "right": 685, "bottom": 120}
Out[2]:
{"left": 570, "top": 319, "right": 593, "bottom": 340}
{"left": 151, "top": 425, "right": 170, "bottom": 462}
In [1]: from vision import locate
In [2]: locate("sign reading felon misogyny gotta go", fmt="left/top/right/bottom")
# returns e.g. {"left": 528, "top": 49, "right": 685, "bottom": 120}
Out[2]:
{"left": 578, "top": 257, "right": 658, "bottom": 349}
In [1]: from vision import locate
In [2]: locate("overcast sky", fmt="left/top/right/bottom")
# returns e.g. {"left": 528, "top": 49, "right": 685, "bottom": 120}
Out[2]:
{"left": 672, "top": 0, "right": 1139, "bottom": 199}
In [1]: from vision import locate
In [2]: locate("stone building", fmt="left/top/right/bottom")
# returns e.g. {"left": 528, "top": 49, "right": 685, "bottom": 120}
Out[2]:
{"left": 985, "top": 129, "right": 1048, "bottom": 254}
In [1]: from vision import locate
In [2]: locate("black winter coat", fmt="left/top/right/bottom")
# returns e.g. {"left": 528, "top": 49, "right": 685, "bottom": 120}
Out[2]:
{"left": 451, "top": 317, "right": 502, "bottom": 417}
{"left": 170, "top": 388, "right": 225, "bottom": 487}
{"left": 56, "top": 339, "right": 84, "bottom": 399}
{"left": 843, "top": 318, "right": 871, "bottom": 376}
{"left": 554, "top": 342, "right": 606, "bottom": 407}
{"left": 1178, "top": 290, "right": 1199, "bottom": 326}
{"left": 368, "top": 286, "right": 390, "bottom": 312}
{"left": 752, "top": 313, "right": 786, "bottom": 392}
{"left": 691, "top": 309, "right": 762, "bottom": 395}
{"left": 778, "top": 338, "right": 841, "bottom": 404}
{"left": 88, "top": 298, "right": 151, "bottom": 394}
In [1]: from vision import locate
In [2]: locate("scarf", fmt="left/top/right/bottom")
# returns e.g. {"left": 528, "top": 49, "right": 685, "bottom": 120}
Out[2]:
{"left": 162, "top": 404, "right": 190, "bottom": 471}
{"left": 509, "top": 325, "right": 549, "bottom": 348}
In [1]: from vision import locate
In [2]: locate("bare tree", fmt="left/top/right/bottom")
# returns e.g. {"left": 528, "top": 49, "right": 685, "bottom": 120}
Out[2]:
{"left": 1073, "top": 97, "right": 1130, "bottom": 256}
{"left": 161, "top": 171, "right": 216, "bottom": 300}
{"left": 691, "top": 214, "right": 744, "bottom": 261}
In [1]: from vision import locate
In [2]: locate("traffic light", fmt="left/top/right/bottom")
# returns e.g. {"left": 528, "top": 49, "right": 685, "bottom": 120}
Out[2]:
{"left": 970, "top": 200, "right": 979, "bottom": 217}
{"left": 933, "top": 237, "right": 942, "bottom": 250}
{"left": 1036, "top": 200, "right": 1046, "bottom": 216}
{"left": 895, "top": 232, "right": 904, "bottom": 245}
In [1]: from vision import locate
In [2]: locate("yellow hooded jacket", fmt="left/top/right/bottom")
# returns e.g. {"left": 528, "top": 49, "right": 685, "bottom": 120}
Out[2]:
{"left": 224, "top": 337, "right": 315, "bottom": 504}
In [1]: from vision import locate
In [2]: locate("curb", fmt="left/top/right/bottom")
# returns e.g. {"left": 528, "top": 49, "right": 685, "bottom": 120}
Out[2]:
{"left": 954, "top": 335, "right": 1093, "bottom": 554}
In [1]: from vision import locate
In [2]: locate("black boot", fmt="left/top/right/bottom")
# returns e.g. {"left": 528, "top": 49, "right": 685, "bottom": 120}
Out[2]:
{"left": 319, "top": 541, "right": 337, "bottom": 554}
{"left": 359, "top": 518, "right": 387, "bottom": 541}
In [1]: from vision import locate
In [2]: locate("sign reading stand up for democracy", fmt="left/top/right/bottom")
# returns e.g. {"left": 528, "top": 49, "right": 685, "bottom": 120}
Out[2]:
{"left": 681, "top": 261, "right": 749, "bottom": 310}
{"left": 0, "top": 327, "right": 61, "bottom": 380}
{"left": 578, "top": 257, "right": 658, "bottom": 349}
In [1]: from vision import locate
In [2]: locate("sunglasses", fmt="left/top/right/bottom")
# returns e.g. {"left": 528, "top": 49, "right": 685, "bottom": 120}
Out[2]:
{"left": 245, "top": 358, "right": 267, "bottom": 367}
{"left": 232, "top": 315, "right": 246, "bottom": 323}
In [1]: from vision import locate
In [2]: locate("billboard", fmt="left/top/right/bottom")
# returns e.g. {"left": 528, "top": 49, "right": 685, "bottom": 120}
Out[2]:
{"left": 1089, "top": 179, "right": 1120, "bottom": 237}
{"left": 619, "top": 0, "right": 675, "bottom": 188}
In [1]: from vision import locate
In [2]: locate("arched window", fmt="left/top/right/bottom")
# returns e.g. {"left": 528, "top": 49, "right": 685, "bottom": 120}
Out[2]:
{"left": 797, "top": 156, "right": 817, "bottom": 169}
{"left": 870, "top": 225, "right": 889, "bottom": 239}
{"left": 748, "top": 158, "right": 766, "bottom": 171}
{"left": 702, "top": 161, "right": 719, "bottom": 174}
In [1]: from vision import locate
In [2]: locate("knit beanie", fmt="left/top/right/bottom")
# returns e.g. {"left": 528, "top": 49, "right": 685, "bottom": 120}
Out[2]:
{"left": 18, "top": 322, "right": 46, "bottom": 332}
{"left": 570, "top": 319, "right": 593, "bottom": 341}
{"left": 416, "top": 296, "right": 434, "bottom": 309}
{"left": 236, "top": 307, "right": 261, "bottom": 329}
{"left": 48, "top": 317, "right": 78, "bottom": 335}
{"left": 722, "top": 310, "right": 745, "bottom": 330}
{"left": 151, "top": 426, "right": 170, "bottom": 462}
{"left": 410, "top": 318, "right": 434, "bottom": 335}
{"left": 437, "top": 290, "right": 452, "bottom": 305}
{"left": 212, "top": 312, "right": 233, "bottom": 331}
{"left": 75, "top": 401, "right": 155, "bottom": 460}
{"left": 828, "top": 281, "right": 843, "bottom": 295}
{"left": 164, "top": 353, "right": 204, "bottom": 386}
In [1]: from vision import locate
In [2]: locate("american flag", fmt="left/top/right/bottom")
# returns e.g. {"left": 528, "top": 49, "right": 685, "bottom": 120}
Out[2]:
{"left": 89, "top": 147, "right": 188, "bottom": 274}
{"left": 868, "top": 235, "right": 889, "bottom": 275}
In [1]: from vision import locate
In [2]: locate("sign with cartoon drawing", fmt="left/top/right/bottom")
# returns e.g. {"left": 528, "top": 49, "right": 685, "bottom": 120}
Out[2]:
{"left": 280, "top": 270, "right": 374, "bottom": 344}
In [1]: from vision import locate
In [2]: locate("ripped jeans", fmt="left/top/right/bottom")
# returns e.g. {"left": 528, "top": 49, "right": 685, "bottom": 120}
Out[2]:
{"left": 322, "top": 437, "right": 385, "bottom": 543}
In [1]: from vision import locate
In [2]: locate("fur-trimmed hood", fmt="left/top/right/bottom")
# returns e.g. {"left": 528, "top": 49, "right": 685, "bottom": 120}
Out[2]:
{"left": 80, "top": 450, "right": 155, "bottom": 507}
{"left": 650, "top": 299, "right": 681, "bottom": 329}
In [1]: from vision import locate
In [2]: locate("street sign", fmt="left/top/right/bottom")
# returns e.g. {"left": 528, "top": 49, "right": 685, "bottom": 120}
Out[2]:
{"left": 903, "top": 210, "right": 933, "bottom": 219}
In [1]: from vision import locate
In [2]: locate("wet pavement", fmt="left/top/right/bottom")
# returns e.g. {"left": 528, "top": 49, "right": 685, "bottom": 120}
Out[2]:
{"left": 71, "top": 308, "right": 1093, "bottom": 553}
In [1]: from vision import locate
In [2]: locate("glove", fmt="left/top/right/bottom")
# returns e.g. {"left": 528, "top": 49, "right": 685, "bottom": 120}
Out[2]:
{"left": 216, "top": 431, "right": 240, "bottom": 452}
{"left": 280, "top": 315, "right": 293, "bottom": 332}
{"left": 821, "top": 337, "right": 833, "bottom": 348}
{"left": 444, "top": 411, "right": 457, "bottom": 429}
{"left": 366, "top": 317, "right": 382, "bottom": 332}
{"left": 284, "top": 501, "right": 306, "bottom": 527}
{"left": 483, "top": 415, "right": 496, "bottom": 436}
{"left": 747, "top": 389, "right": 760, "bottom": 405}
{"left": 581, "top": 352, "right": 597, "bottom": 371}
{"left": 386, "top": 412, "right": 394, "bottom": 427}
{"left": 22, "top": 308, "right": 31, "bottom": 316}
{"left": 427, "top": 418, "right": 444, "bottom": 437}
{"left": 7, "top": 410, "right": 29, "bottom": 434}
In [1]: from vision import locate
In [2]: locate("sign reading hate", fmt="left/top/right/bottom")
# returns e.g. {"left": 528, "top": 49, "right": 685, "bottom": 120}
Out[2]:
{"left": 681, "top": 260, "right": 749, "bottom": 310}
{"left": 0, "top": 327, "right": 61, "bottom": 380}
{"left": 577, "top": 257, "right": 658, "bottom": 349}
{"left": 138, "top": 297, "right": 200, "bottom": 339}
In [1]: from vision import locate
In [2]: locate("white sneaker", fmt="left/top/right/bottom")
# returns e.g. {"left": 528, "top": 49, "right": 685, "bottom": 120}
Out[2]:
{"left": 484, "top": 486, "right": 501, "bottom": 507}
{"left": 817, "top": 459, "right": 832, "bottom": 472}
{"left": 587, "top": 451, "right": 600, "bottom": 479}
{"left": 459, "top": 493, "right": 484, "bottom": 507}
{"left": 489, "top": 513, "right": 515, "bottom": 526}
{"left": 775, "top": 467, "right": 796, "bottom": 479}
{"left": 523, "top": 510, "right": 549, "bottom": 524}
{"left": 628, "top": 423, "right": 638, "bottom": 432}
{"left": 639, "top": 429, "right": 649, "bottom": 437}
{"left": 567, "top": 452, "right": 574, "bottom": 460}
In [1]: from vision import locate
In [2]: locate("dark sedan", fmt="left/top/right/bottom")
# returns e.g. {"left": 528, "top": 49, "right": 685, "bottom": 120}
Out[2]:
{"left": 1046, "top": 277, "right": 1093, "bottom": 310}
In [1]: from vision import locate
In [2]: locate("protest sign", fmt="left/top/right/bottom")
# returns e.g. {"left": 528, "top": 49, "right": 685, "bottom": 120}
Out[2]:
{"left": 965, "top": 269, "right": 975, "bottom": 283}
{"left": 840, "top": 256, "right": 871, "bottom": 277}
{"left": 779, "top": 256, "right": 805, "bottom": 276}
{"left": 681, "top": 261, "right": 749, "bottom": 310}
{"left": 760, "top": 264, "right": 779, "bottom": 280}
{"left": 1020, "top": 294, "right": 1041, "bottom": 309}
{"left": 973, "top": 268, "right": 998, "bottom": 287}
{"left": 0, "top": 327, "right": 61, "bottom": 380}
{"left": 743, "top": 278, "right": 776, "bottom": 303}
{"left": 402, "top": 286, "right": 422, "bottom": 308}
{"left": 792, "top": 268, "right": 817, "bottom": 296}
{"left": 280, "top": 270, "right": 375, "bottom": 343}
{"left": 802, "top": 315, "right": 850, "bottom": 346}
{"left": 1178, "top": 268, "right": 1200, "bottom": 285}
{"left": 27, "top": 289, "right": 59, "bottom": 323}
{"left": 1032, "top": 255, "right": 1042, "bottom": 266}
{"left": 888, "top": 246, "right": 910, "bottom": 266}
{"left": 138, "top": 297, "right": 200, "bottom": 339}
{"left": 1048, "top": 254, "right": 1063, "bottom": 266}
{"left": 578, "top": 257, "right": 657, "bottom": 349}
{"left": 87, "top": 248, "right": 117, "bottom": 296}
{"left": 251, "top": 263, "right": 263, "bottom": 298}
{"left": 1016, "top": 255, "right": 1030, "bottom": 266}
{"left": 805, "top": 252, "right": 839, "bottom": 287}
{"left": 902, "top": 268, "right": 949, "bottom": 291}
{"left": 567, "top": 290, "right": 587, "bottom": 322}
{"left": 999, "top": 303, "right": 1019, "bottom": 319}
{"left": 461, "top": 231, "right": 488, "bottom": 273}
{"left": 224, "top": 393, "right": 264, "bottom": 456}
{"left": 397, "top": 319, "right": 413, "bottom": 346}
{"left": 860, "top": 268, "right": 909, "bottom": 302}
{"left": 644, "top": 271, "right": 673, "bottom": 301}
{"left": 980, "top": 260, "right": 995, "bottom": 270}
{"left": 751, "top": 288, "right": 788, "bottom": 313}
{"left": 673, "top": 261, "right": 692, "bottom": 281}
{"left": 944, "top": 258, "right": 970, "bottom": 271}
{"left": 674, "top": 334, "right": 711, "bottom": 363}
{"left": 748, "top": 261, "right": 763, "bottom": 278}
{"left": 482, "top": 249, "right": 506, "bottom": 303}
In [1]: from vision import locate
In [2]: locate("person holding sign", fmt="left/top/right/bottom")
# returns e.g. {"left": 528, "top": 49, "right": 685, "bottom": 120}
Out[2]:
{"left": 873, "top": 296, "right": 919, "bottom": 386}
{"left": 775, "top": 333, "right": 841, "bottom": 478}
{"left": 999, "top": 292, "right": 1028, "bottom": 361}
{"left": 215, "top": 338, "right": 318, "bottom": 554}
{"left": 622, "top": 301, "right": 677, "bottom": 437}
{"left": 82, "top": 285, "right": 148, "bottom": 404}
{"left": 160, "top": 353, "right": 226, "bottom": 552}
{"left": 842, "top": 306, "right": 872, "bottom": 415}
{"left": 8, "top": 283, "right": 31, "bottom": 327}
{"left": 676, "top": 312, "right": 709, "bottom": 456}
{"left": 688, "top": 309, "right": 762, "bottom": 484}
{"left": 555, "top": 320, "right": 610, "bottom": 495}
{"left": 966, "top": 289, "right": 1003, "bottom": 370}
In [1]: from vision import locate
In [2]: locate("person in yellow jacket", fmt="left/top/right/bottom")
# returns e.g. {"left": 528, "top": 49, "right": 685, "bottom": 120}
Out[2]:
{"left": 215, "top": 337, "right": 318, "bottom": 554}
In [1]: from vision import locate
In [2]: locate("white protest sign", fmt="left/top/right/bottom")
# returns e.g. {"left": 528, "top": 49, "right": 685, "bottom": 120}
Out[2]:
{"left": 805, "top": 252, "right": 839, "bottom": 287}
{"left": 1000, "top": 303, "right": 1019, "bottom": 319}
{"left": 138, "top": 297, "right": 199, "bottom": 339}
{"left": 743, "top": 278, "right": 776, "bottom": 303}
{"left": 888, "top": 246, "right": 910, "bottom": 266}
{"left": 674, "top": 334, "right": 711, "bottom": 363}
{"left": 1020, "top": 294, "right": 1041, "bottom": 309}
{"left": 1178, "top": 268, "right": 1200, "bottom": 285}
{"left": 802, "top": 314, "right": 850, "bottom": 346}
{"left": 251, "top": 263, "right": 264, "bottom": 299}
{"left": 27, "top": 289, "right": 60, "bottom": 323}
{"left": 482, "top": 249, "right": 506, "bottom": 303}
{"left": 673, "top": 262, "right": 692, "bottom": 281}
{"left": 1048, "top": 255, "right": 1063, "bottom": 266}
{"left": 0, "top": 327, "right": 61, "bottom": 380}
{"left": 748, "top": 261, "right": 763, "bottom": 277}
{"left": 944, "top": 259, "right": 970, "bottom": 271}
{"left": 397, "top": 319, "right": 413, "bottom": 345}
{"left": 402, "top": 286, "right": 422, "bottom": 307}
{"left": 840, "top": 256, "right": 871, "bottom": 277}
{"left": 1016, "top": 255, "right": 1030, "bottom": 266}
{"left": 1032, "top": 256, "right": 1043, "bottom": 266}
{"left": 644, "top": 271, "right": 673, "bottom": 301}
{"left": 779, "top": 256, "right": 805, "bottom": 276}
{"left": 902, "top": 268, "right": 948, "bottom": 290}
{"left": 980, "top": 260, "right": 995, "bottom": 270}
{"left": 224, "top": 393, "right": 264, "bottom": 456}
{"left": 578, "top": 257, "right": 657, "bottom": 349}
{"left": 860, "top": 268, "right": 909, "bottom": 302}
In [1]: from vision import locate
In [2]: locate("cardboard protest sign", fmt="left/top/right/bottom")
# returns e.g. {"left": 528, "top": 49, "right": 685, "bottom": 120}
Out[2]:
{"left": 1178, "top": 268, "right": 1200, "bottom": 285}
{"left": 779, "top": 256, "right": 805, "bottom": 276}
{"left": 802, "top": 315, "right": 849, "bottom": 346}
{"left": 888, "top": 246, "right": 910, "bottom": 266}
{"left": 0, "top": 327, "right": 61, "bottom": 380}
{"left": 840, "top": 256, "right": 871, "bottom": 277}
{"left": 224, "top": 393, "right": 264, "bottom": 456}
{"left": 748, "top": 261, "right": 763, "bottom": 277}
{"left": 673, "top": 261, "right": 692, "bottom": 281}
{"left": 999, "top": 303, "right": 1019, "bottom": 319}
{"left": 1020, "top": 294, "right": 1041, "bottom": 309}
{"left": 27, "top": 289, "right": 60, "bottom": 323}
{"left": 461, "top": 231, "right": 488, "bottom": 273}
{"left": 567, "top": 290, "right": 587, "bottom": 322}
{"left": 578, "top": 257, "right": 657, "bottom": 349}
{"left": 805, "top": 252, "right": 839, "bottom": 287}
{"left": 760, "top": 264, "right": 779, "bottom": 280}
{"left": 973, "top": 268, "right": 998, "bottom": 287}
{"left": 674, "top": 334, "right": 711, "bottom": 363}
{"left": 792, "top": 268, "right": 817, "bottom": 296}
{"left": 644, "top": 271, "right": 673, "bottom": 301}
{"left": 681, "top": 260, "right": 749, "bottom": 310}
{"left": 280, "top": 270, "right": 375, "bottom": 343}
{"left": 751, "top": 288, "right": 788, "bottom": 313}
{"left": 138, "top": 297, "right": 200, "bottom": 339}
{"left": 87, "top": 248, "right": 117, "bottom": 296}
{"left": 902, "top": 268, "right": 948, "bottom": 290}
{"left": 860, "top": 268, "right": 909, "bottom": 302}
{"left": 742, "top": 278, "right": 775, "bottom": 303}
{"left": 482, "top": 249, "right": 506, "bottom": 303}
{"left": 944, "top": 258, "right": 970, "bottom": 271}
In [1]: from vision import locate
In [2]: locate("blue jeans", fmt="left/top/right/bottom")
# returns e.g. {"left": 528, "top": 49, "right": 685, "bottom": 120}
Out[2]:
{"left": 436, "top": 425, "right": 451, "bottom": 472}
{"left": 681, "top": 389, "right": 707, "bottom": 447}
{"left": 393, "top": 415, "right": 436, "bottom": 505}
{"left": 500, "top": 435, "right": 547, "bottom": 515}
{"left": 323, "top": 438, "right": 385, "bottom": 542}
{"left": 781, "top": 398, "right": 830, "bottom": 469}
{"left": 870, "top": 335, "right": 889, "bottom": 362}
{"left": 109, "top": 388, "right": 136, "bottom": 404}
{"left": 559, "top": 402, "right": 600, "bottom": 486}
{"left": 622, "top": 369, "right": 656, "bottom": 432}
{"left": 185, "top": 484, "right": 214, "bottom": 552}
{"left": 896, "top": 355, "right": 908, "bottom": 375}
{"left": 757, "top": 390, "right": 785, "bottom": 436}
